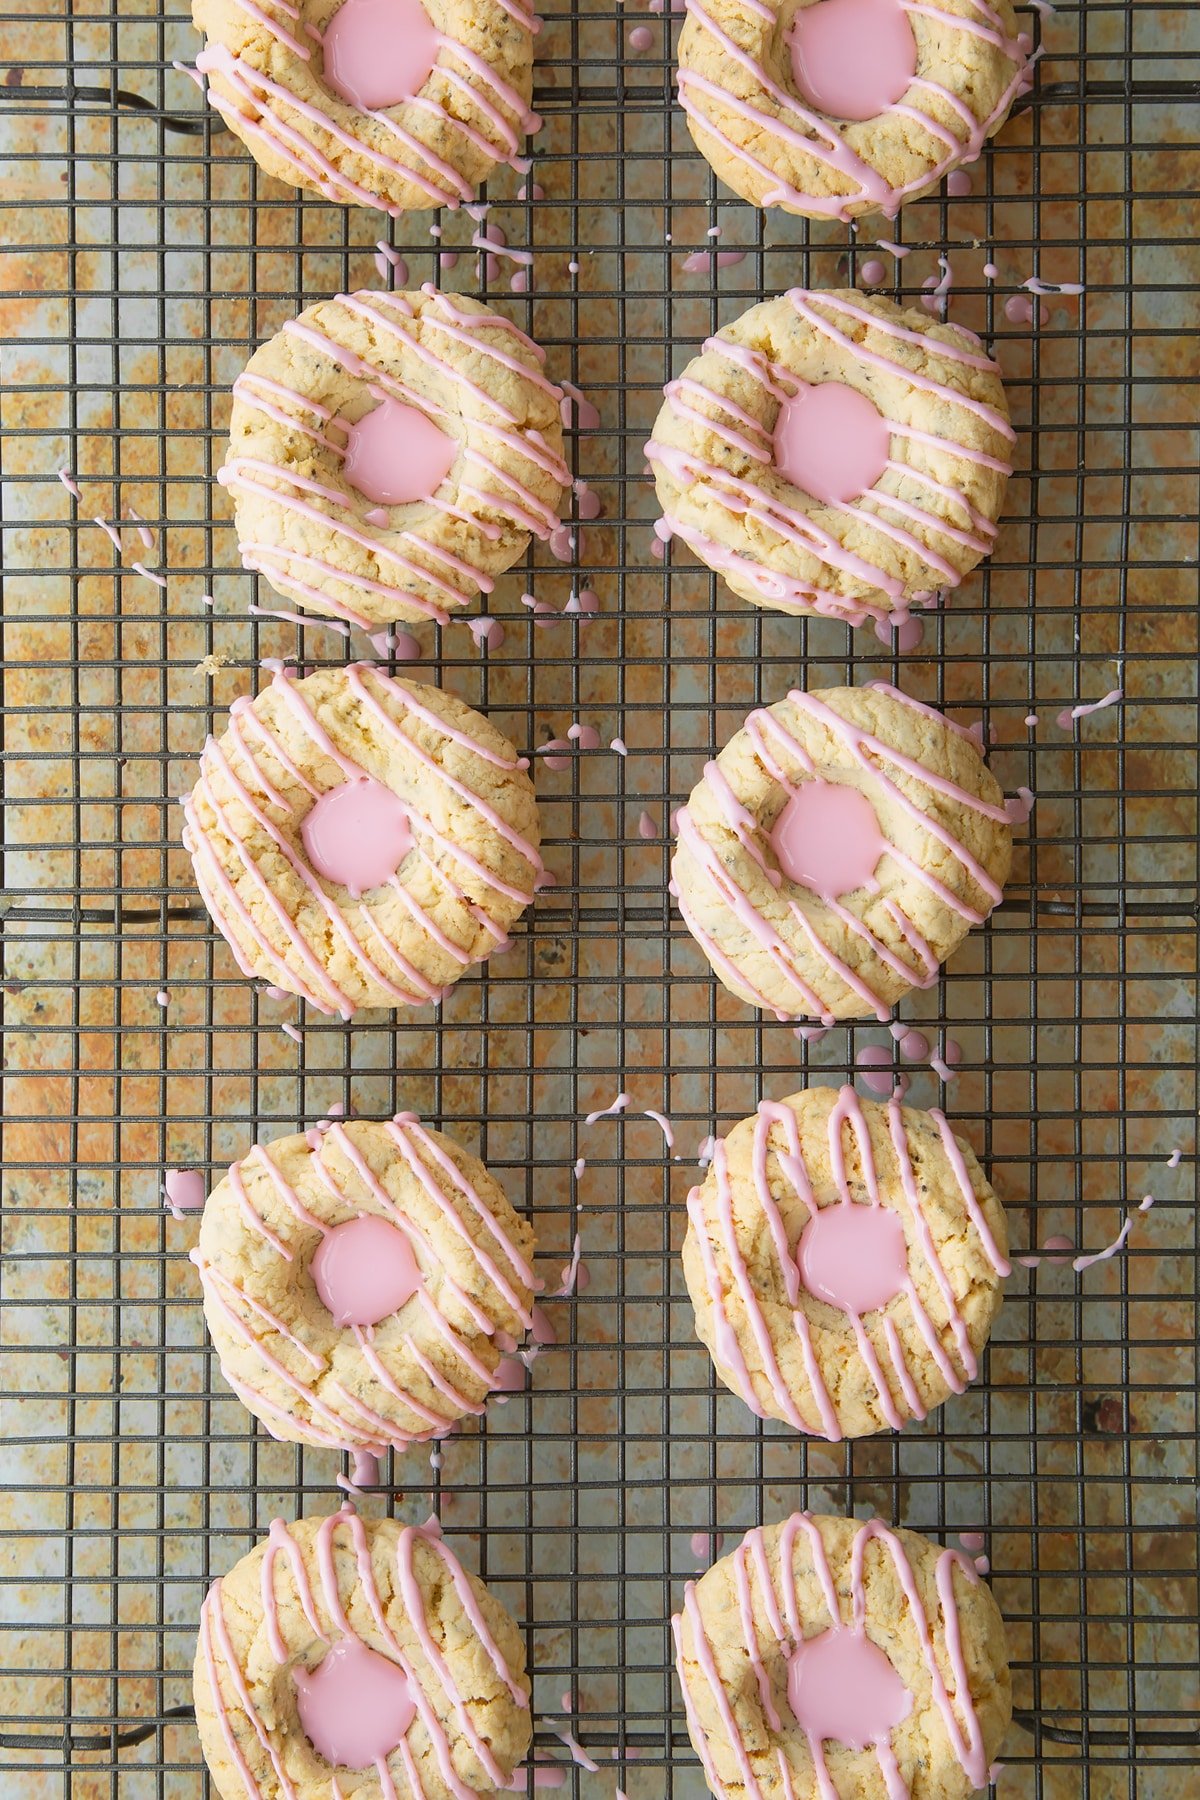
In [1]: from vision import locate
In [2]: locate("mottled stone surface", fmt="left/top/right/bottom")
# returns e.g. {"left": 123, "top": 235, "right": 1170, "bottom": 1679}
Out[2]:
{"left": 1, "top": 3, "right": 1197, "bottom": 1798}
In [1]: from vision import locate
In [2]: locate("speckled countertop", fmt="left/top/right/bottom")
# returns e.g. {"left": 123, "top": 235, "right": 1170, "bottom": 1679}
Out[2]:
{"left": 1, "top": 2, "right": 1198, "bottom": 1798}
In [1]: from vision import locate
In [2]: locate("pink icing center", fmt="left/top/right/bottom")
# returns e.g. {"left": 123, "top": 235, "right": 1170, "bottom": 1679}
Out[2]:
{"left": 293, "top": 1637, "right": 417, "bottom": 1767}
{"left": 301, "top": 777, "right": 413, "bottom": 896}
{"left": 788, "top": 0, "right": 917, "bottom": 123}
{"left": 773, "top": 381, "right": 890, "bottom": 506}
{"left": 770, "top": 781, "right": 884, "bottom": 897}
{"left": 323, "top": 0, "right": 440, "bottom": 111}
{"left": 341, "top": 397, "right": 457, "bottom": 507}
{"left": 786, "top": 1625, "right": 913, "bottom": 1750}
{"left": 797, "top": 1202, "right": 909, "bottom": 1313}
{"left": 310, "top": 1214, "right": 422, "bottom": 1327}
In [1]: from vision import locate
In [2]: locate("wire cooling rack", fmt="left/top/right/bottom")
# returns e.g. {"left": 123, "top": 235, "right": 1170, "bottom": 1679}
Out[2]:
{"left": 1, "top": 1, "right": 1199, "bottom": 1796}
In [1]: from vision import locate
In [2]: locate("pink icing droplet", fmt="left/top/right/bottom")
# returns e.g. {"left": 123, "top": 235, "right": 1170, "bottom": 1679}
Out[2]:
{"left": 898, "top": 1028, "right": 929, "bottom": 1063}
{"left": 771, "top": 781, "right": 884, "bottom": 897}
{"left": 855, "top": 1043, "right": 902, "bottom": 1098}
{"left": 469, "top": 616, "right": 505, "bottom": 651}
{"left": 323, "top": 0, "right": 438, "bottom": 110}
{"left": 301, "top": 777, "right": 413, "bottom": 896}
{"left": 492, "top": 1354, "right": 528, "bottom": 1393}
{"left": 628, "top": 23, "right": 653, "bottom": 50}
{"left": 860, "top": 258, "right": 887, "bottom": 286}
{"left": 530, "top": 1304, "right": 558, "bottom": 1346}
{"left": 958, "top": 1530, "right": 985, "bottom": 1553}
{"left": 310, "top": 1213, "right": 421, "bottom": 1327}
{"left": 786, "top": 1627, "right": 913, "bottom": 1750}
{"left": 690, "top": 1530, "right": 724, "bottom": 1562}
{"left": 342, "top": 397, "right": 456, "bottom": 507}
{"left": 163, "top": 1169, "right": 207, "bottom": 1214}
{"left": 946, "top": 168, "right": 973, "bottom": 197}
{"left": 1004, "top": 293, "right": 1039, "bottom": 327}
{"left": 789, "top": 0, "right": 917, "bottom": 123}
{"left": 773, "top": 382, "right": 889, "bottom": 507}
{"left": 293, "top": 1637, "right": 416, "bottom": 1768}
{"left": 797, "top": 1203, "right": 909, "bottom": 1314}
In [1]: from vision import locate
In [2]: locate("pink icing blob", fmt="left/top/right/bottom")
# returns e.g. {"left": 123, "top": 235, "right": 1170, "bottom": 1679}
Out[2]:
{"left": 786, "top": 1626, "right": 913, "bottom": 1750}
{"left": 797, "top": 1203, "right": 908, "bottom": 1314}
{"left": 788, "top": 0, "right": 917, "bottom": 123}
{"left": 164, "top": 1168, "right": 207, "bottom": 1214}
{"left": 310, "top": 1213, "right": 422, "bottom": 1327}
{"left": 301, "top": 777, "right": 413, "bottom": 896}
{"left": 772, "top": 382, "right": 889, "bottom": 506}
{"left": 322, "top": 0, "right": 439, "bottom": 111}
{"left": 293, "top": 1636, "right": 416, "bottom": 1767}
{"left": 341, "top": 397, "right": 457, "bottom": 507}
{"left": 770, "top": 781, "right": 884, "bottom": 897}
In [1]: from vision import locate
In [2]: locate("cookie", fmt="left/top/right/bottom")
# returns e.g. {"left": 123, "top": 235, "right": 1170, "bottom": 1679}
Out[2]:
{"left": 674, "top": 1512, "right": 1010, "bottom": 1800}
{"left": 182, "top": 663, "right": 544, "bottom": 1017}
{"left": 193, "top": 1114, "right": 539, "bottom": 1452}
{"left": 221, "top": 287, "right": 570, "bottom": 631}
{"left": 671, "top": 684, "right": 1016, "bottom": 1022}
{"left": 192, "top": 0, "right": 541, "bottom": 214}
{"left": 648, "top": 289, "right": 1014, "bottom": 629}
{"left": 682, "top": 1084, "right": 1010, "bottom": 1440}
{"left": 195, "top": 1511, "right": 532, "bottom": 1800}
{"left": 676, "top": 0, "right": 1031, "bottom": 221}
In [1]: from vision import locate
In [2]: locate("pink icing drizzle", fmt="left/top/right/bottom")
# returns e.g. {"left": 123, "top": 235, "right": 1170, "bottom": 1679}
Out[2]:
{"left": 323, "top": 0, "right": 439, "bottom": 111}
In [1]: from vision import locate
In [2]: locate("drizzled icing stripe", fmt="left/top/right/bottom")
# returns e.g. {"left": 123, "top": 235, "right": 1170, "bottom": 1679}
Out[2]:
{"left": 650, "top": 290, "right": 1012, "bottom": 625}
{"left": 228, "top": 290, "right": 566, "bottom": 627}
{"left": 195, "top": 1118, "right": 538, "bottom": 1454}
{"left": 185, "top": 667, "right": 540, "bottom": 1016}
{"left": 199, "top": 1515, "right": 526, "bottom": 1800}
{"left": 677, "top": 0, "right": 1030, "bottom": 221}
{"left": 674, "top": 687, "right": 1011, "bottom": 1022}
{"left": 686, "top": 1088, "right": 1007, "bottom": 1439}
{"left": 673, "top": 1514, "right": 994, "bottom": 1800}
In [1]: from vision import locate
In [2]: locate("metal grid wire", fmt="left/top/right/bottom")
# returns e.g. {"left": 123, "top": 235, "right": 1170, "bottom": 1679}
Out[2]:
{"left": 1, "top": 1, "right": 1198, "bottom": 1796}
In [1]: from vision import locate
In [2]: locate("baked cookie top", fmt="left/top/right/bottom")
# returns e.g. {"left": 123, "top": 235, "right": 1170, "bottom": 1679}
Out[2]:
{"left": 192, "top": 0, "right": 541, "bottom": 213}
{"left": 221, "top": 287, "right": 569, "bottom": 631}
{"left": 182, "top": 664, "right": 544, "bottom": 1016}
{"left": 674, "top": 1512, "right": 1011, "bottom": 1800}
{"left": 648, "top": 288, "right": 1014, "bottom": 628}
{"left": 194, "top": 1114, "right": 540, "bottom": 1453}
{"left": 671, "top": 683, "right": 1016, "bottom": 1022}
{"left": 676, "top": 0, "right": 1032, "bottom": 221}
{"left": 195, "top": 1511, "right": 532, "bottom": 1800}
{"left": 682, "top": 1084, "right": 1010, "bottom": 1440}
